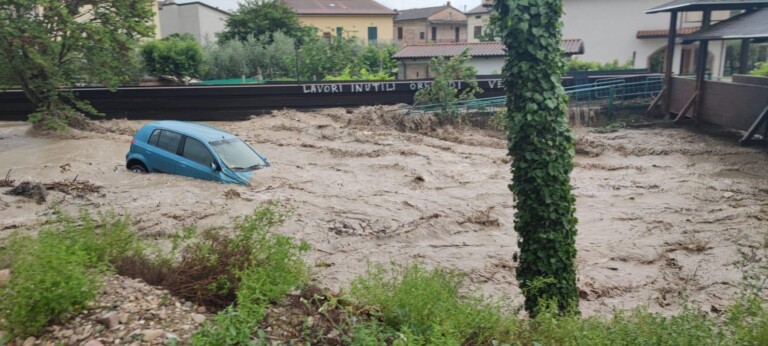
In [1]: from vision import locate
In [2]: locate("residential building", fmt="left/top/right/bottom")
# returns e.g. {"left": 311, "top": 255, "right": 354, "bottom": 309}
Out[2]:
{"left": 562, "top": 0, "right": 737, "bottom": 77}
{"left": 393, "top": 40, "right": 584, "bottom": 79}
{"left": 466, "top": 3, "right": 492, "bottom": 43}
{"left": 281, "top": 0, "right": 396, "bottom": 44}
{"left": 394, "top": 2, "right": 468, "bottom": 46}
{"left": 460, "top": 0, "right": 736, "bottom": 77}
{"left": 158, "top": 0, "right": 230, "bottom": 44}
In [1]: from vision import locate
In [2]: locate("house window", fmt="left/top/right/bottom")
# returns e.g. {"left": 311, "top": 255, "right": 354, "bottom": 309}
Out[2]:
{"left": 367, "top": 27, "right": 378, "bottom": 44}
{"left": 420, "top": 32, "right": 425, "bottom": 40}
{"left": 431, "top": 26, "right": 437, "bottom": 41}
{"left": 397, "top": 27, "right": 403, "bottom": 40}
{"left": 455, "top": 27, "right": 460, "bottom": 42}
{"left": 323, "top": 32, "right": 332, "bottom": 42}
{"left": 474, "top": 26, "right": 482, "bottom": 39}
{"left": 475, "top": 15, "right": 481, "bottom": 19}
{"left": 336, "top": 27, "right": 343, "bottom": 37}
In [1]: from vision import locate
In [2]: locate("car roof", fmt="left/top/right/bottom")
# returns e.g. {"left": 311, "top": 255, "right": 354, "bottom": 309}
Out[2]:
{"left": 147, "top": 121, "right": 236, "bottom": 143}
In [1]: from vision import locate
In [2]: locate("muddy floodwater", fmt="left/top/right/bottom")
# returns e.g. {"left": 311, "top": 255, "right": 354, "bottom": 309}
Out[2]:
{"left": 1, "top": 107, "right": 767, "bottom": 316}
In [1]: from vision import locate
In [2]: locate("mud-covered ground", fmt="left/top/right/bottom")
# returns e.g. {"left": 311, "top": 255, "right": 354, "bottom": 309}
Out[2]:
{"left": 1, "top": 107, "right": 767, "bottom": 316}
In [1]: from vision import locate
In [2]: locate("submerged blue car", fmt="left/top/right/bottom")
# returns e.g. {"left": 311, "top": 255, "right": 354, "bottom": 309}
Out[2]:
{"left": 126, "top": 121, "right": 270, "bottom": 185}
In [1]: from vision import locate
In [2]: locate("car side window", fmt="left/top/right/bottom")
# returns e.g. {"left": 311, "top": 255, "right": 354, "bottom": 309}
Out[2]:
{"left": 148, "top": 129, "right": 160, "bottom": 146}
{"left": 182, "top": 137, "right": 215, "bottom": 166}
{"left": 156, "top": 130, "right": 182, "bottom": 154}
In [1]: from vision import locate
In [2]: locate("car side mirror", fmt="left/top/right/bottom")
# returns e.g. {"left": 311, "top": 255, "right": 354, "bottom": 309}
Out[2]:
{"left": 210, "top": 162, "right": 221, "bottom": 171}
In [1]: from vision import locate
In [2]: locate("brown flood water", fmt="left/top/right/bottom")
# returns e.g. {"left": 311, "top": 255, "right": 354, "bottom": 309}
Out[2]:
{"left": 1, "top": 107, "right": 767, "bottom": 316}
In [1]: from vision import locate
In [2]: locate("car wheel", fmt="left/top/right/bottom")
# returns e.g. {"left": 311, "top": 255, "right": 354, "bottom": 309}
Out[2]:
{"left": 129, "top": 164, "right": 148, "bottom": 174}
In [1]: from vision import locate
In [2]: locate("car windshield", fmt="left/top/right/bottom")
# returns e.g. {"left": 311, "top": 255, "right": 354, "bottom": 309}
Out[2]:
{"left": 209, "top": 138, "right": 267, "bottom": 171}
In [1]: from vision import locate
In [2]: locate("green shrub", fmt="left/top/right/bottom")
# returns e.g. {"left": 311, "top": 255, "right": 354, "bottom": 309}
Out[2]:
{"left": 566, "top": 58, "right": 634, "bottom": 72}
{"left": 750, "top": 62, "right": 768, "bottom": 77}
{"left": 0, "top": 234, "right": 101, "bottom": 336}
{"left": 349, "top": 263, "right": 516, "bottom": 345}
{"left": 191, "top": 204, "right": 310, "bottom": 345}
{"left": 413, "top": 49, "right": 483, "bottom": 125}
{"left": 0, "top": 210, "right": 141, "bottom": 337}
{"left": 142, "top": 34, "right": 205, "bottom": 79}
{"left": 323, "top": 67, "right": 394, "bottom": 81}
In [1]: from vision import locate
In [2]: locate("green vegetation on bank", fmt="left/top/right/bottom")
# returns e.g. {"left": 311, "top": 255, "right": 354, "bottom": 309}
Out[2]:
{"left": 1, "top": 207, "right": 767, "bottom": 344}
{"left": 0, "top": 210, "right": 141, "bottom": 336}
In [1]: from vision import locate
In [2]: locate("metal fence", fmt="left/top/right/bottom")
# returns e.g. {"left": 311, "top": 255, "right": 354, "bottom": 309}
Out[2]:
{"left": 405, "top": 76, "right": 664, "bottom": 118}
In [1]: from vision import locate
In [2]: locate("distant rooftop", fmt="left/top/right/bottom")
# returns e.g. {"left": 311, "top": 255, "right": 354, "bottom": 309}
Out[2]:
{"left": 466, "top": 4, "right": 491, "bottom": 14}
{"left": 395, "top": 3, "right": 463, "bottom": 21}
{"left": 281, "top": 0, "right": 396, "bottom": 15}
{"left": 637, "top": 26, "right": 701, "bottom": 38}
{"left": 393, "top": 40, "right": 584, "bottom": 59}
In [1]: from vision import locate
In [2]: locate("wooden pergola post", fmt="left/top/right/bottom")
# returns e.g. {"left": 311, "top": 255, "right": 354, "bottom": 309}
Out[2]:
{"left": 662, "top": 10, "right": 678, "bottom": 114}
{"left": 693, "top": 10, "right": 712, "bottom": 119}
{"left": 739, "top": 38, "right": 751, "bottom": 74}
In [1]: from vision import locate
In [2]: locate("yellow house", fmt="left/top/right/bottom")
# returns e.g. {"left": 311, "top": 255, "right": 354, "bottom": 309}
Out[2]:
{"left": 282, "top": 0, "right": 396, "bottom": 44}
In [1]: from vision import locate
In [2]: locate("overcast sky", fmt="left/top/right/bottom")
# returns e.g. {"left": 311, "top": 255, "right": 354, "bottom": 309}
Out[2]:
{"left": 185, "top": 0, "right": 483, "bottom": 12}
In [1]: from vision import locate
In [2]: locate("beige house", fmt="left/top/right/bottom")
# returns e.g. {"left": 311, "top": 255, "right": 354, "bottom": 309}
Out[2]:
{"left": 466, "top": 3, "right": 492, "bottom": 42}
{"left": 394, "top": 2, "right": 467, "bottom": 46}
{"left": 282, "top": 0, "right": 396, "bottom": 44}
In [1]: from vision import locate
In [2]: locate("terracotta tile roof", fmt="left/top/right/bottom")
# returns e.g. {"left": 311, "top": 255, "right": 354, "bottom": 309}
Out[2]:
{"left": 562, "top": 39, "right": 585, "bottom": 55}
{"left": 636, "top": 26, "right": 701, "bottom": 38}
{"left": 281, "top": 0, "right": 395, "bottom": 15}
{"left": 393, "top": 40, "right": 585, "bottom": 59}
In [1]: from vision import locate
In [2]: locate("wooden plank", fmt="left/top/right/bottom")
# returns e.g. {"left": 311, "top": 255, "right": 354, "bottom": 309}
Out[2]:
{"left": 673, "top": 91, "right": 698, "bottom": 122}
{"left": 740, "top": 104, "right": 768, "bottom": 145}
{"left": 646, "top": 85, "right": 666, "bottom": 114}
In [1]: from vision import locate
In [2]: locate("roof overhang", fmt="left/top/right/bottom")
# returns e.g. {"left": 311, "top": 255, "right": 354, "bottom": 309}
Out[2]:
{"left": 681, "top": 7, "right": 768, "bottom": 42}
{"left": 646, "top": 0, "right": 768, "bottom": 14}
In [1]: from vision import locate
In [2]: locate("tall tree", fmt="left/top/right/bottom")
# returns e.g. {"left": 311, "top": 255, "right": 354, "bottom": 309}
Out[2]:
{"left": 0, "top": 0, "right": 155, "bottom": 129}
{"left": 218, "top": 0, "right": 315, "bottom": 43}
{"left": 494, "top": 0, "right": 579, "bottom": 315}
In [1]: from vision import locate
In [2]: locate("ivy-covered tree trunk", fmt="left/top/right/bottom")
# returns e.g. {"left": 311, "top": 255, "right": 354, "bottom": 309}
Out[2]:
{"left": 494, "top": 0, "right": 579, "bottom": 315}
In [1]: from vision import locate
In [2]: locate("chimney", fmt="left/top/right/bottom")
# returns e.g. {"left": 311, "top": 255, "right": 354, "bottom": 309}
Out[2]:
{"left": 446, "top": 1, "right": 451, "bottom": 7}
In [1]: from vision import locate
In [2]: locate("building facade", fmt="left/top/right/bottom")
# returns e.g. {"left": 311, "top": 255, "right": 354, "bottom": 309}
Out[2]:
{"left": 158, "top": 1, "right": 230, "bottom": 44}
{"left": 394, "top": 3, "right": 468, "bottom": 46}
{"left": 460, "top": 0, "right": 735, "bottom": 78}
{"left": 466, "top": 4, "right": 491, "bottom": 43}
{"left": 282, "top": 0, "right": 396, "bottom": 44}
{"left": 394, "top": 41, "right": 584, "bottom": 80}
